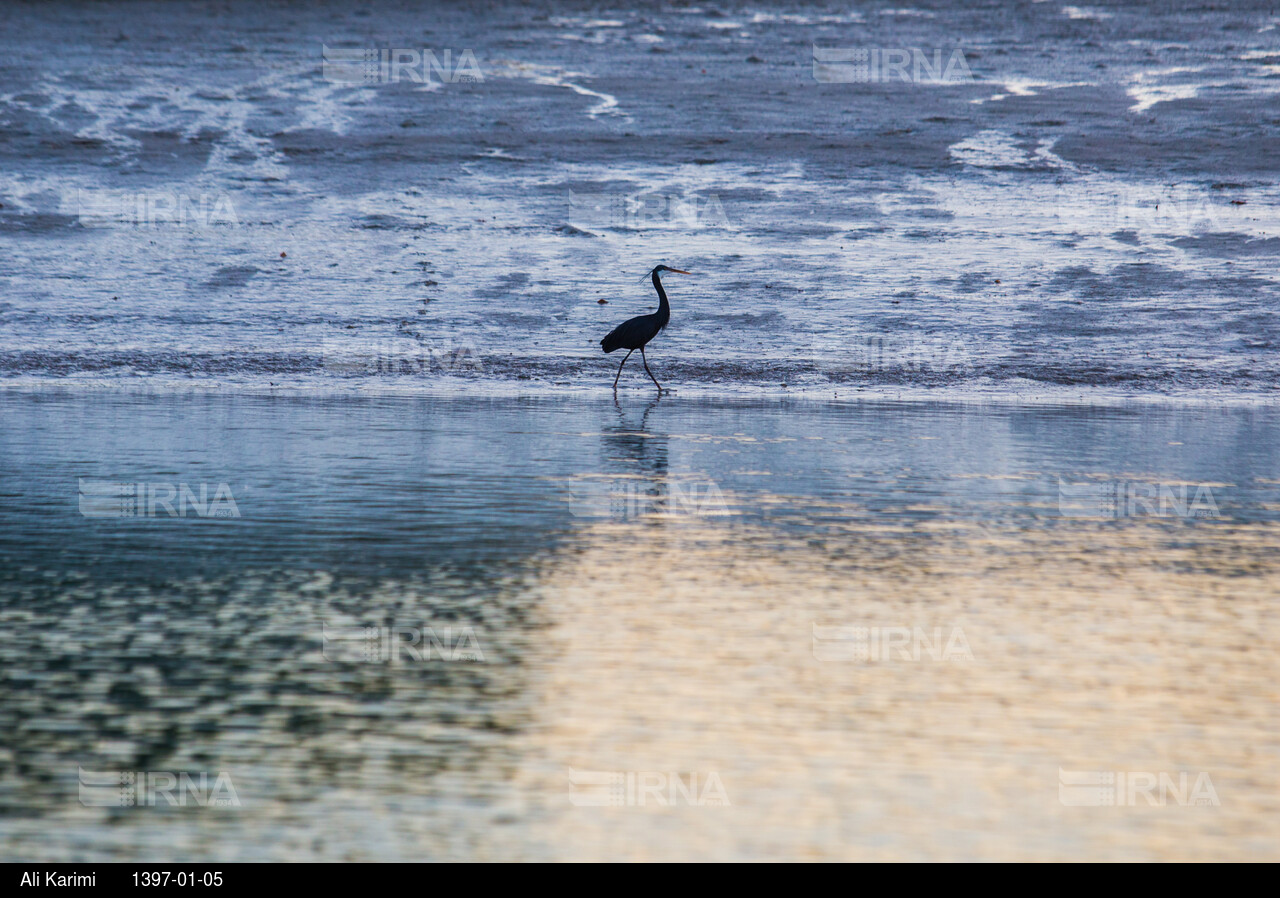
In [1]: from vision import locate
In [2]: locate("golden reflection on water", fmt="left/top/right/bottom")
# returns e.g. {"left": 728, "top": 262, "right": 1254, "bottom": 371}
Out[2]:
{"left": 2, "top": 502, "right": 1275, "bottom": 861}
{"left": 510, "top": 510, "right": 1279, "bottom": 861}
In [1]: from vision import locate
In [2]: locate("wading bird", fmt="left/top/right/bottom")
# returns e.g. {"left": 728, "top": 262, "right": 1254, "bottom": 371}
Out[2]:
{"left": 600, "top": 264, "right": 691, "bottom": 392}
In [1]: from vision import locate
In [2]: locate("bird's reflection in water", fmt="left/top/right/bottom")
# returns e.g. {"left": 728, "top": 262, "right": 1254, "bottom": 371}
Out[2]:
{"left": 601, "top": 396, "right": 671, "bottom": 521}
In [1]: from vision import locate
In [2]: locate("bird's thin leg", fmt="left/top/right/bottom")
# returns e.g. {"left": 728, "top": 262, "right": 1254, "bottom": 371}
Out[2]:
{"left": 641, "top": 347, "right": 662, "bottom": 392}
{"left": 613, "top": 349, "right": 634, "bottom": 390}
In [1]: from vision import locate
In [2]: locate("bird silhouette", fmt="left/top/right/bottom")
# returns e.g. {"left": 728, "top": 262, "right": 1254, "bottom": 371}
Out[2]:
{"left": 600, "top": 264, "right": 691, "bottom": 392}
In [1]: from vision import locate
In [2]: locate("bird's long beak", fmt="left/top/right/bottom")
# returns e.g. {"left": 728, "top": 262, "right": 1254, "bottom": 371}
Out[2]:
{"left": 666, "top": 268, "right": 692, "bottom": 275}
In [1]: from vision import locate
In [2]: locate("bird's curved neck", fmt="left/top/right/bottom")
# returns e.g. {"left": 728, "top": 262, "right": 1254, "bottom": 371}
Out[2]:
{"left": 652, "top": 270, "right": 670, "bottom": 323}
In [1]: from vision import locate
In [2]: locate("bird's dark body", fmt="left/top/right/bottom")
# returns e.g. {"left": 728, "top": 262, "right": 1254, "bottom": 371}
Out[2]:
{"left": 599, "top": 265, "right": 687, "bottom": 392}
{"left": 600, "top": 308, "right": 668, "bottom": 353}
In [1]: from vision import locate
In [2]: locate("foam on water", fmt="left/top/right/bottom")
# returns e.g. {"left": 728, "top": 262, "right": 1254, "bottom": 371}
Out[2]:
{"left": 488, "top": 60, "right": 627, "bottom": 120}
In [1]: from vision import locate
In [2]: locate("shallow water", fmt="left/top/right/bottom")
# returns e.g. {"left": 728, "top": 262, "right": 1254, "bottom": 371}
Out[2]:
{"left": 0, "top": 391, "right": 1277, "bottom": 860}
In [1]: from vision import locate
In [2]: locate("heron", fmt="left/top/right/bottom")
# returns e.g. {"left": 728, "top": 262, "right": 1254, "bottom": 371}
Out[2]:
{"left": 600, "top": 264, "right": 691, "bottom": 392}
